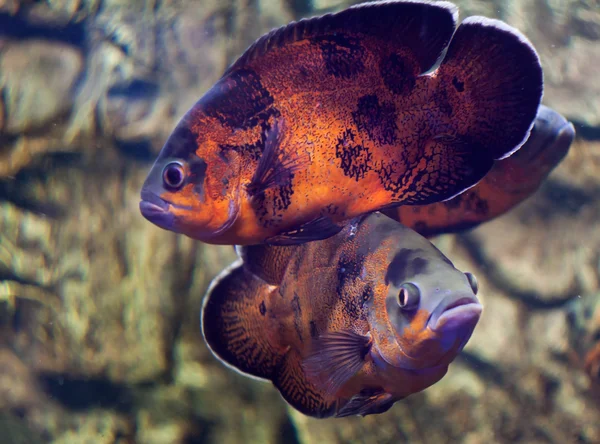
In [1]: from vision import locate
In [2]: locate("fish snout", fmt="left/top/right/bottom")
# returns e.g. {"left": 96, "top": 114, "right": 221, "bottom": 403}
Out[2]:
{"left": 428, "top": 295, "right": 482, "bottom": 334}
{"left": 139, "top": 189, "right": 175, "bottom": 229}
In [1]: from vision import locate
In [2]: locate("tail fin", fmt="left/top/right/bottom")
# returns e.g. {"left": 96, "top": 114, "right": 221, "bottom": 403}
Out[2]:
{"left": 436, "top": 17, "right": 543, "bottom": 160}
{"left": 201, "top": 260, "right": 280, "bottom": 380}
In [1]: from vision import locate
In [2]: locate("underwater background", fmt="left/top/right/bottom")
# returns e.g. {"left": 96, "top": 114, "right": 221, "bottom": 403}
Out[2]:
{"left": 0, "top": 0, "right": 599, "bottom": 442}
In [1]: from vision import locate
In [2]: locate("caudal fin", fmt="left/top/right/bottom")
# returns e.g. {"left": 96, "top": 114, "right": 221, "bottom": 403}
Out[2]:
{"left": 436, "top": 17, "right": 544, "bottom": 160}
{"left": 201, "top": 260, "right": 280, "bottom": 380}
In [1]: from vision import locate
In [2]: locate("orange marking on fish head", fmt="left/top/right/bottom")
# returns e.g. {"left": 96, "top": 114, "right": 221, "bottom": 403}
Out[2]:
{"left": 139, "top": 113, "right": 244, "bottom": 243}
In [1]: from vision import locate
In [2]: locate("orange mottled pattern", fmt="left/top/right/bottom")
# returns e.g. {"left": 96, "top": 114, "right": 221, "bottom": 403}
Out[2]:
{"left": 202, "top": 213, "right": 481, "bottom": 417}
{"left": 142, "top": 1, "right": 543, "bottom": 245}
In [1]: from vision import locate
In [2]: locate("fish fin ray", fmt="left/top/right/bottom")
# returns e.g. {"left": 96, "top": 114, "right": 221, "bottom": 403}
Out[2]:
{"left": 246, "top": 118, "right": 310, "bottom": 197}
{"left": 237, "top": 244, "right": 296, "bottom": 285}
{"left": 436, "top": 17, "right": 543, "bottom": 161}
{"left": 336, "top": 389, "right": 395, "bottom": 417}
{"left": 302, "top": 330, "right": 371, "bottom": 397}
{"left": 274, "top": 351, "right": 337, "bottom": 418}
{"left": 266, "top": 215, "right": 342, "bottom": 246}
{"left": 201, "top": 261, "right": 281, "bottom": 380}
{"left": 225, "top": 1, "right": 458, "bottom": 76}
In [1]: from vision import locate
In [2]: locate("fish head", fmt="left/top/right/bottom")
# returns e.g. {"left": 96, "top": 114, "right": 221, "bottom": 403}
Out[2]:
{"left": 139, "top": 118, "right": 242, "bottom": 241}
{"left": 373, "top": 236, "right": 482, "bottom": 371}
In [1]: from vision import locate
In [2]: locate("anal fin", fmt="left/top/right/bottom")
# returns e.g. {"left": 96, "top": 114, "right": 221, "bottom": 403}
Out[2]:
{"left": 302, "top": 330, "right": 372, "bottom": 397}
{"left": 275, "top": 350, "right": 337, "bottom": 418}
{"left": 336, "top": 388, "right": 395, "bottom": 418}
{"left": 266, "top": 215, "right": 343, "bottom": 246}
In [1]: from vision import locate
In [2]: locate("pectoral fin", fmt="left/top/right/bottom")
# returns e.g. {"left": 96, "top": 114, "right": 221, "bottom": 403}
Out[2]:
{"left": 246, "top": 118, "right": 310, "bottom": 198}
{"left": 266, "top": 215, "right": 343, "bottom": 246}
{"left": 303, "top": 330, "right": 372, "bottom": 397}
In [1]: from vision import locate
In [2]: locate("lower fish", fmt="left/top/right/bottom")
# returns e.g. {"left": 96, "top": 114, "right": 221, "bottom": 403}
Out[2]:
{"left": 201, "top": 213, "right": 482, "bottom": 418}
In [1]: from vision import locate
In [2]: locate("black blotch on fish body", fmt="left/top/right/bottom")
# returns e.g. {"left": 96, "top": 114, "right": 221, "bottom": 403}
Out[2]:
{"left": 336, "top": 255, "right": 362, "bottom": 298}
{"left": 352, "top": 94, "right": 398, "bottom": 145}
{"left": 190, "top": 157, "right": 208, "bottom": 199}
{"left": 202, "top": 68, "right": 274, "bottom": 130}
{"left": 312, "top": 34, "right": 365, "bottom": 79}
{"left": 259, "top": 301, "right": 267, "bottom": 316}
{"left": 385, "top": 248, "right": 427, "bottom": 286}
{"left": 309, "top": 320, "right": 319, "bottom": 339}
{"left": 452, "top": 76, "right": 465, "bottom": 92}
{"left": 163, "top": 125, "right": 198, "bottom": 160}
{"left": 335, "top": 129, "right": 373, "bottom": 181}
{"left": 219, "top": 108, "right": 282, "bottom": 162}
{"left": 411, "top": 257, "right": 428, "bottom": 276}
{"left": 291, "top": 293, "right": 303, "bottom": 342}
{"left": 380, "top": 53, "right": 417, "bottom": 96}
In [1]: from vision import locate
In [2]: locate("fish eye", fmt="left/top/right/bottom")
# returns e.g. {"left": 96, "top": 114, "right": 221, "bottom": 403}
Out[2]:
{"left": 397, "top": 283, "right": 420, "bottom": 311}
{"left": 465, "top": 272, "right": 478, "bottom": 295}
{"left": 162, "top": 162, "right": 185, "bottom": 190}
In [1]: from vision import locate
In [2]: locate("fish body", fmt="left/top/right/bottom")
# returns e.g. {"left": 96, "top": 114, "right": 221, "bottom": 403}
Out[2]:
{"left": 384, "top": 105, "right": 575, "bottom": 236}
{"left": 201, "top": 213, "right": 482, "bottom": 418}
{"left": 140, "top": 0, "right": 543, "bottom": 246}
{"left": 567, "top": 294, "right": 600, "bottom": 386}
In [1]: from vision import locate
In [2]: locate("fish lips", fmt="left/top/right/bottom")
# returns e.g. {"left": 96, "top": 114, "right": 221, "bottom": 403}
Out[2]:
{"left": 428, "top": 296, "right": 482, "bottom": 334}
{"left": 139, "top": 189, "right": 175, "bottom": 230}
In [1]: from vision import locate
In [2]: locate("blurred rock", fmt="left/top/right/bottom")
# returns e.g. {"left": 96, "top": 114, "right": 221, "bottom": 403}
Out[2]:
{"left": 0, "top": 40, "right": 83, "bottom": 134}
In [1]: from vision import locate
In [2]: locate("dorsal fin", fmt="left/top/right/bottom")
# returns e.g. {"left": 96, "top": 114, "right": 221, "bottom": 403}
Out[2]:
{"left": 224, "top": 0, "right": 458, "bottom": 76}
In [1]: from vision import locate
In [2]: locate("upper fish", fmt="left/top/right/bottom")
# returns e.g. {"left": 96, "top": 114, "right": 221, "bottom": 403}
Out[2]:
{"left": 201, "top": 213, "right": 482, "bottom": 418}
{"left": 384, "top": 104, "right": 575, "bottom": 236}
{"left": 140, "top": 0, "right": 543, "bottom": 245}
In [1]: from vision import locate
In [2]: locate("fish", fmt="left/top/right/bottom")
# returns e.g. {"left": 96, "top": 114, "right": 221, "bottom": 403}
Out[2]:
{"left": 566, "top": 293, "right": 600, "bottom": 386}
{"left": 201, "top": 213, "right": 482, "bottom": 418}
{"left": 383, "top": 104, "right": 575, "bottom": 236}
{"left": 139, "top": 0, "right": 543, "bottom": 246}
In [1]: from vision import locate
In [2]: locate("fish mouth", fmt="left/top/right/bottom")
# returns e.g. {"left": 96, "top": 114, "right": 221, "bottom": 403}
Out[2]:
{"left": 139, "top": 189, "right": 175, "bottom": 229}
{"left": 428, "top": 296, "right": 482, "bottom": 333}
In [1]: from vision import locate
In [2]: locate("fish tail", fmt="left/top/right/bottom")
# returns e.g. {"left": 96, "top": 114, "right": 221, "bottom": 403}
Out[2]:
{"left": 435, "top": 16, "right": 543, "bottom": 160}
{"left": 201, "top": 260, "right": 280, "bottom": 381}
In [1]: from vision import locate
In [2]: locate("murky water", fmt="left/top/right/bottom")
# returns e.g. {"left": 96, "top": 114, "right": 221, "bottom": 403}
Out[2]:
{"left": 1, "top": 1, "right": 599, "bottom": 443}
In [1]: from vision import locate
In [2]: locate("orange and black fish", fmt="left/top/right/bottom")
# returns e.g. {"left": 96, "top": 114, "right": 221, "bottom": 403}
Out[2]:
{"left": 567, "top": 294, "right": 600, "bottom": 386}
{"left": 139, "top": 0, "right": 543, "bottom": 246}
{"left": 383, "top": 104, "right": 575, "bottom": 236}
{"left": 201, "top": 213, "right": 482, "bottom": 418}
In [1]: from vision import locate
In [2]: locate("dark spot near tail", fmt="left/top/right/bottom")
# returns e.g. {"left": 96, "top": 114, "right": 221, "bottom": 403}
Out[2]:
{"left": 309, "top": 321, "right": 318, "bottom": 339}
{"left": 259, "top": 301, "right": 267, "bottom": 316}
{"left": 352, "top": 94, "right": 398, "bottom": 145}
{"left": 313, "top": 34, "right": 365, "bottom": 79}
{"left": 202, "top": 68, "right": 274, "bottom": 130}
{"left": 335, "top": 129, "right": 373, "bottom": 181}
{"left": 380, "top": 53, "right": 417, "bottom": 96}
{"left": 452, "top": 76, "right": 464, "bottom": 92}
